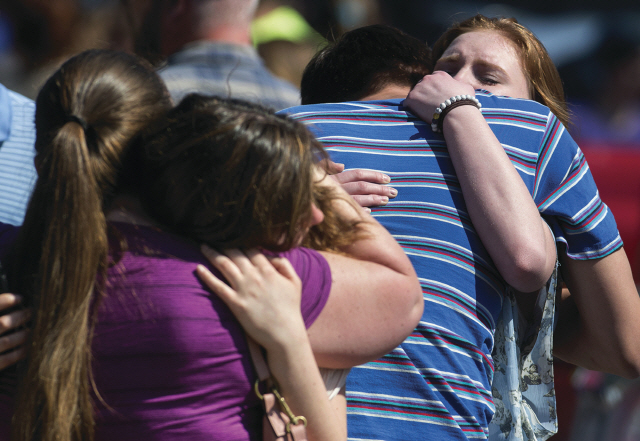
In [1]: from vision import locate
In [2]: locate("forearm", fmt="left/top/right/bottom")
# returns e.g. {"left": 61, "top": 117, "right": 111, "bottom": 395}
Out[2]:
{"left": 309, "top": 176, "right": 422, "bottom": 368}
{"left": 554, "top": 249, "right": 640, "bottom": 378}
{"left": 443, "top": 107, "right": 556, "bottom": 292}
{"left": 322, "top": 174, "right": 416, "bottom": 278}
{"left": 266, "top": 332, "right": 347, "bottom": 441}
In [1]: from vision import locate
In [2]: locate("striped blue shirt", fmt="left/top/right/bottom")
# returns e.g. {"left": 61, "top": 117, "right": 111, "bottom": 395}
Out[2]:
{"left": 282, "top": 91, "right": 620, "bottom": 440}
{"left": 0, "top": 84, "right": 36, "bottom": 226}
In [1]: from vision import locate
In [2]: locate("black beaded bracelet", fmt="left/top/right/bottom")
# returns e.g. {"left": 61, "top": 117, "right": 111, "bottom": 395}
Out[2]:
{"left": 431, "top": 95, "right": 482, "bottom": 133}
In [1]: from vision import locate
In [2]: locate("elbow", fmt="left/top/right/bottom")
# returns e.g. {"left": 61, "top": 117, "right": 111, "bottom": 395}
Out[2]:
{"left": 407, "top": 278, "right": 424, "bottom": 329}
{"left": 615, "top": 346, "right": 640, "bottom": 379}
{"left": 391, "top": 277, "right": 424, "bottom": 348}
{"left": 502, "top": 247, "right": 555, "bottom": 293}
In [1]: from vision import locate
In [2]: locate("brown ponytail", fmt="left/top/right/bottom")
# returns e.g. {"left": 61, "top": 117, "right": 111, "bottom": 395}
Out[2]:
{"left": 7, "top": 49, "right": 171, "bottom": 441}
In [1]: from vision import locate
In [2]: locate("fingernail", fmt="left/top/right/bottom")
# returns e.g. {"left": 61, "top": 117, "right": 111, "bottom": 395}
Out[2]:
{"left": 381, "top": 196, "right": 389, "bottom": 205}
{"left": 389, "top": 188, "right": 398, "bottom": 197}
{"left": 364, "top": 207, "right": 372, "bottom": 213}
{"left": 382, "top": 174, "right": 391, "bottom": 183}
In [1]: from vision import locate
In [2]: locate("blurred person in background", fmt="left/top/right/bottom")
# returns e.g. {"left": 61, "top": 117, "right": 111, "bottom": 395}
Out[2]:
{"left": 0, "top": 0, "right": 119, "bottom": 99}
{"left": 119, "top": 0, "right": 300, "bottom": 109}
{"left": 252, "top": 0, "right": 326, "bottom": 89}
{"left": 0, "top": 83, "right": 35, "bottom": 227}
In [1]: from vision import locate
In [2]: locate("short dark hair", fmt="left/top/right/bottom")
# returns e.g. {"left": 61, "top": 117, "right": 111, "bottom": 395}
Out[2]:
{"left": 300, "top": 24, "right": 432, "bottom": 104}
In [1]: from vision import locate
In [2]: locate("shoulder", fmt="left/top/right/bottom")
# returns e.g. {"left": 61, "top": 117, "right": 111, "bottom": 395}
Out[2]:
{"left": 280, "top": 99, "right": 406, "bottom": 117}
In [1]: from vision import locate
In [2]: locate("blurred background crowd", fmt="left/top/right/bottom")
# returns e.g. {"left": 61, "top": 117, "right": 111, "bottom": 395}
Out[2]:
{"left": 0, "top": 1, "right": 639, "bottom": 439}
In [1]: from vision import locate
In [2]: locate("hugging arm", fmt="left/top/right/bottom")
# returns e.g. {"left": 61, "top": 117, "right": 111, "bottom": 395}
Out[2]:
{"left": 554, "top": 248, "right": 640, "bottom": 378}
{"left": 197, "top": 248, "right": 346, "bottom": 441}
{"left": 404, "top": 72, "right": 556, "bottom": 293}
{"left": 306, "top": 172, "right": 422, "bottom": 368}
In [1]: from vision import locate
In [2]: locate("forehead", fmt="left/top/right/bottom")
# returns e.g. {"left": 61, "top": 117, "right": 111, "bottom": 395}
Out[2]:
{"left": 442, "top": 30, "right": 524, "bottom": 72}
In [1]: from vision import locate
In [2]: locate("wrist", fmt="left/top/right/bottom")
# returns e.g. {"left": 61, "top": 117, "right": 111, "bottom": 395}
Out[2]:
{"left": 431, "top": 95, "right": 482, "bottom": 133}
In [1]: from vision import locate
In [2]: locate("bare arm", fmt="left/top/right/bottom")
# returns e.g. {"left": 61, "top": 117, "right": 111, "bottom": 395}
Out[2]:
{"left": 404, "top": 72, "right": 556, "bottom": 292}
{"left": 307, "top": 172, "right": 423, "bottom": 368}
{"left": 554, "top": 248, "right": 640, "bottom": 378}
{"left": 196, "top": 249, "right": 346, "bottom": 441}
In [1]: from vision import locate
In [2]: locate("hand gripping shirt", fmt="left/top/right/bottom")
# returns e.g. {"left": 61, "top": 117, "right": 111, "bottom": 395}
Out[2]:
{"left": 281, "top": 91, "right": 621, "bottom": 441}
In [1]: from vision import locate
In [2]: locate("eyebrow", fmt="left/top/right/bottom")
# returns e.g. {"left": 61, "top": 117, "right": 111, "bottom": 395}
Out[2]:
{"left": 436, "top": 53, "right": 508, "bottom": 76}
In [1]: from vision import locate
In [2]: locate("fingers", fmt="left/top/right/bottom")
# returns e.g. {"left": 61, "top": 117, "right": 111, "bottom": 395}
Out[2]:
{"left": 0, "top": 293, "right": 22, "bottom": 311}
{"left": 0, "top": 328, "right": 28, "bottom": 356}
{"left": 351, "top": 194, "right": 392, "bottom": 208}
{"left": 318, "top": 159, "right": 345, "bottom": 174}
{"left": 340, "top": 180, "right": 397, "bottom": 197}
{"left": 200, "top": 246, "right": 245, "bottom": 289}
{"left": 195, "top": 264, "right": 238, "bottom": 307}
{"left": 331, "top": 169, "right": 390, "bottom": 185}
{"left": 267, "top": 257, "right": 301, "bottom": 287}
{"left": 0, "top": 309, "right": 30, "bottom": 335}
{"left": 0, "top": 345, "right": 26, "bottom": 371}
{"left": 0, "top": 295, "right": 30, "bottom": 370}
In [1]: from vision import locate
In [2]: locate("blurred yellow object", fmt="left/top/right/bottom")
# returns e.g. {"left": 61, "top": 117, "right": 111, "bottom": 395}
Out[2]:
{"left": 251, "top": 6, "right": 325, "bottom": 46}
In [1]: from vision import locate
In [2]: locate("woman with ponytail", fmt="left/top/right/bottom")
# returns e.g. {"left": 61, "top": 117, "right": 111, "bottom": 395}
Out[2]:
{"left": 0, "top": 49, "right": 421, "bottom": 440}
{"left": 2, "top": 49, "right": 172, "bottom": 441}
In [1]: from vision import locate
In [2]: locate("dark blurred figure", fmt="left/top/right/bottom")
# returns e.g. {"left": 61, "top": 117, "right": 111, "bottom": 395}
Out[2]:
{"left": 119, "top": 0, "right": 300, "bottom": 110}
{"left": 0, "top": 0, "right": 118, "bottom": 98}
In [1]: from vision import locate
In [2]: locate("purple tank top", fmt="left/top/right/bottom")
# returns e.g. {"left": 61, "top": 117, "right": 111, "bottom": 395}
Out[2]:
{"left": 0, "top": 222, "right": 331, "bottom": 441}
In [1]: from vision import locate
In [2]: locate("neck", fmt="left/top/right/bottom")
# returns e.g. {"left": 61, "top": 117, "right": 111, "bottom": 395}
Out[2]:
{"left": 359, "top": 84, "right": 411, "bottom": 101}
{"left": 200, "top": 25, "right": 253, "bottom": 45}
{"left": 106, "top": 195, "right": 158, "bottom": 227}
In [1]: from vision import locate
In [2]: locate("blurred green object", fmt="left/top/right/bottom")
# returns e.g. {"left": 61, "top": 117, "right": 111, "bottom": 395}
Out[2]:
{"left": 251, "top": 6, "right": 325, "bottom": 46}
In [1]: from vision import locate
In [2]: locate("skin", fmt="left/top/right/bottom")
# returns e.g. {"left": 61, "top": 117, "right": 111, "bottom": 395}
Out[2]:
{"left": 433, "top": 31, "right": 531, "bottom": 99}
{"left": 431, "top": 30, "right": 640, "bottom": 378}
{"left": 405, "top": 71, "right": 556, "bottom": 293}
{"left": 197, "top": 248, "right": 347, "bottom": 441}
{"left": 0, "top": 294, "right": 29, "bottom": 370}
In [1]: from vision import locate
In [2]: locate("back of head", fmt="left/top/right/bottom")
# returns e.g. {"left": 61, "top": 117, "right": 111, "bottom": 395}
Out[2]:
{"left": 432, "top": 14, "right": 570, "bottom": 127}
{"left": 140, "top": 94, "right": 323, "bottom": 251}
{"left": 10, "top": 49, "right": 171, "bottom": 441}
{"left": 301, "top": 24, "right": 432, "bottom": 104}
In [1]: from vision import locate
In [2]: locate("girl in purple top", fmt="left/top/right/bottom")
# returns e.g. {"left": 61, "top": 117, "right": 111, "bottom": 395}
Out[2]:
{"left": 0, "top": 49, "right": 422, "bottom": 441}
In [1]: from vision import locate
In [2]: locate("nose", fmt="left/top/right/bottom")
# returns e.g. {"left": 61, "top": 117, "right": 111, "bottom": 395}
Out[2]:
{"left": 452, "top": 67, "right": 475, "bottom": 89}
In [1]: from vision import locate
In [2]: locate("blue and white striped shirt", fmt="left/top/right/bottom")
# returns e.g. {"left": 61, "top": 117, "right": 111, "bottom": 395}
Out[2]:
{"left": 0, "top": 84, "right": 36, "bottom": 226}
{"left": 282, "top": 91, "right": 620, "bottom": 441}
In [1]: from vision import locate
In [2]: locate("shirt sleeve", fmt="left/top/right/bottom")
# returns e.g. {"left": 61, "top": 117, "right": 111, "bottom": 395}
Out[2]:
{"left": 533, "top": 113, "right": 623, "bottom": 260}
{"left": 282, "top": 246, "right": 331, "bottom": 328}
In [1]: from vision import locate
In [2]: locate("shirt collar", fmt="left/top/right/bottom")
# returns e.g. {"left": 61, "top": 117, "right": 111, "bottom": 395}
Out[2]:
{"left": 0, "top": 84, "right": 12, "bottom": 142}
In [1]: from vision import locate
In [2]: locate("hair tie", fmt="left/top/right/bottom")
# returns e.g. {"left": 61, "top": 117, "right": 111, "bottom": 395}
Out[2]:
{"left": 66, "top": 115, "right": 89, "bottom": 132}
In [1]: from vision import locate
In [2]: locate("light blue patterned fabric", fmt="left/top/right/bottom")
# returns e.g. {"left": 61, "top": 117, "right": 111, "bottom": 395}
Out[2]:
{"left": 490, "top": 224, "right": 558, "bottom": 441}
{"left": 0, "top": 84, "right": 36, "bottom": 226}
{"left": 159, "top": 41, "right": 300, "bottom": 111}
